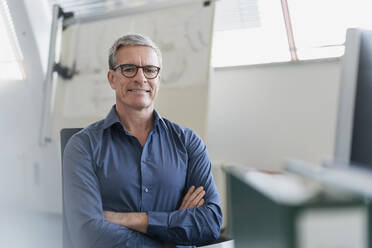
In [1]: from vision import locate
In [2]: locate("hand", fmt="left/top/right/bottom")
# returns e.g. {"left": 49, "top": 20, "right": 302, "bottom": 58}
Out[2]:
{"left": 179, "top": 186, "right": 205, "bottom": 210}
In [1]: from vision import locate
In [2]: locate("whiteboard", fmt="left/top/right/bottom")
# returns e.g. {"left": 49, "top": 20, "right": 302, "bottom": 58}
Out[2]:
{"left": 58, "top": 1, "right": 214, "bottom": 119}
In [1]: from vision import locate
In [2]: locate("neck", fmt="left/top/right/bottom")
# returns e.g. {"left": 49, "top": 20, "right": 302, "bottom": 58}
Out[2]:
{"left": 115, "top": 104, "right": 154, "bottom": 134}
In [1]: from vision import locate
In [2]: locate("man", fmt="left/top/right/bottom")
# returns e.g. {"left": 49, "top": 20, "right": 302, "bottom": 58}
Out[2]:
{"left": 63, "top": 34, "right": 222, "bottom": 248}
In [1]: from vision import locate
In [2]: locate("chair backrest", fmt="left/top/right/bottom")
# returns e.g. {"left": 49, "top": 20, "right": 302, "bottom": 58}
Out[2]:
{"left": 60, "top": 128, "right": 83, "bottom": 162}
{"left": 60, "top": 128, "right": 83, "bottom": 248}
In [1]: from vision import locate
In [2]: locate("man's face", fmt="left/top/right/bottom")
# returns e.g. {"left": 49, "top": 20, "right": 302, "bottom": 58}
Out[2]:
{"left": 108, "top": 45, "right": 160, "bottom": 111}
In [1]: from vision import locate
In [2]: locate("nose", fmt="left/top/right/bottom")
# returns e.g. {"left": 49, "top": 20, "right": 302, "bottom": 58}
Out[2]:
{"left": 133, "top": 68, "right": 147, "bottom": 83}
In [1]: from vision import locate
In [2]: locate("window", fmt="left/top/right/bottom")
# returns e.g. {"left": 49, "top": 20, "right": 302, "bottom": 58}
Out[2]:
{"left": 0, "top": 0, "right": 24, "bottom": 81}
{"left": 212, "top": 0, "right": 290, "bottom": 67}
{"left": 288, "top": 0, "right": 372, "bottom": 60}
{"left": 212, "top": 0, "right": 372, "bottom": 67}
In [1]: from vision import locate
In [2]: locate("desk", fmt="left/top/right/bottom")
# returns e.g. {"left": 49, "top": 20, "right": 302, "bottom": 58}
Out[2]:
{"left": 225, "top": 166, "right": 370, "bottom": 248}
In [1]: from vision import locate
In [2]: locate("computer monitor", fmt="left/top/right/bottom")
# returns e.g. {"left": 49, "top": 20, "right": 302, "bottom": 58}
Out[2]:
{"left": 334, "top": 28, "right": 372, "bottom": 169}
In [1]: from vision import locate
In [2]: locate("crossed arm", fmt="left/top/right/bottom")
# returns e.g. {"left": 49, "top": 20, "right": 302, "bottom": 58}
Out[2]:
{"left": 103, "top": 186, "right": 206, "bottom": 233}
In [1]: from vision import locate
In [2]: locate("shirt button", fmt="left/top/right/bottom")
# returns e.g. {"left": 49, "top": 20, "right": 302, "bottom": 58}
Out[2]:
{"left": 144, "top": 188, "right": 149, "bottom": 193}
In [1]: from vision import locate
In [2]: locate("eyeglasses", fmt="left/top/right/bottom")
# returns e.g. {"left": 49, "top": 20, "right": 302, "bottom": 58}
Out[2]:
{"left": 112, "top": 64, "right": 160, "bottom": 79}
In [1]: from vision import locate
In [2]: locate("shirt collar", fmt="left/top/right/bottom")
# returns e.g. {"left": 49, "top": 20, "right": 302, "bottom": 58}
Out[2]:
{"left": 153, "top": 109, "right": 168, "bottom": 130}
{"left": 103, "top": 105, "right": 168, "bottom": 130}
{"left": 103, "top": 105, "right": 121, "bottom": 129}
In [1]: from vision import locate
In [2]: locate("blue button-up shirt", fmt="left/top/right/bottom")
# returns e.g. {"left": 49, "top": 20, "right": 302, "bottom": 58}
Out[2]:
{"left": 63, "top": 106, "right": 222, "bottom": 248}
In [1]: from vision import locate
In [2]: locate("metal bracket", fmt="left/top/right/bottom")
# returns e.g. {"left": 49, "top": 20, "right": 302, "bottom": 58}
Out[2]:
{"left": 54, "top": 62, "right": 76, "bottom": 80}
{"left": 58, "top": 7, "right": 74, "bottom": 30}
{"left": 203, "top": 1, "right": 211, "bottom": 7}
{"left": 58, "top": 7, "right": 73, "bottom": 19}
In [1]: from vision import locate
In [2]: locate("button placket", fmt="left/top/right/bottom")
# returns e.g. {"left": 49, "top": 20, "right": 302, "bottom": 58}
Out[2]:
{"left": 140, "top": 132, "right": 154, "bottom": 211}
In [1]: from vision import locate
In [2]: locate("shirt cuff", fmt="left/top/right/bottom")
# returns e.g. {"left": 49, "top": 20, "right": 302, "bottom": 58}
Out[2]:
{"left": 147, "top": 211, "right": 169, "bottom": 239}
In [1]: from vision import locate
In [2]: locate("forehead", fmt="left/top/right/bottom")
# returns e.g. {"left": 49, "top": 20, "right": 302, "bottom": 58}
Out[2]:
{"left": 116, "top": 45, "right": 159, "bottom": 66}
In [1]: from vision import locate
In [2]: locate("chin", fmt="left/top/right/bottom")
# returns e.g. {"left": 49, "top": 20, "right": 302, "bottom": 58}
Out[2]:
{"left": 129, "top": 102, "right": 153, "bottom": 111}
{"left": 118, "top": 96, "right": 152, "bottom": 110}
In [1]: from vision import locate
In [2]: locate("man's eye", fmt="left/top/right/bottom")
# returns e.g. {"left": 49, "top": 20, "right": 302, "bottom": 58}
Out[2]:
{"left": 144, "top": 67, "right": 156, "bottom": 73}
{"left": 123, "top": 67, "right": 135, "bottom": 73}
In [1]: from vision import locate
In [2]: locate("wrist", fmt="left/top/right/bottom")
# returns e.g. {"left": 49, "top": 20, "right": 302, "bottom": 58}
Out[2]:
{"left": 124, "top": 212, "right": 148, "bottom": 233}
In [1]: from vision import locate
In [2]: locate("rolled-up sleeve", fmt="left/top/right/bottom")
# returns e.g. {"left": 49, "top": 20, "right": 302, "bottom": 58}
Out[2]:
{"left": 146, "top": 130, "right": 223, "bottom": 246}
{"left": 63, "top": 133, "right": 162, "bottom": 248}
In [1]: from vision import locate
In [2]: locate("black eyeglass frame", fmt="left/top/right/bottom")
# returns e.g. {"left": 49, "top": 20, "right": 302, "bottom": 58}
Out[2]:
{"left": 112, "top": 64, "right": 161, "bottom": 79}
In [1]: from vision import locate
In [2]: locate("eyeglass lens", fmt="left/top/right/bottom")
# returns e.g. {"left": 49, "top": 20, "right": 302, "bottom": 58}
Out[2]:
{"left": 119, "top": 64, "right": 159, "bottom": 79}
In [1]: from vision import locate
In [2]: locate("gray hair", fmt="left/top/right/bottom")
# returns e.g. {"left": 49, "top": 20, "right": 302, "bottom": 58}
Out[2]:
{"left": 108, "top": 34, "right": 162, "bottom": 70}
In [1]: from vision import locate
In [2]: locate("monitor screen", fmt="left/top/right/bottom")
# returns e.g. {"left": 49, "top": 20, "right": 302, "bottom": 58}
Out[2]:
{"left": 334, "top": 28, "right": 372, "bottom": 168}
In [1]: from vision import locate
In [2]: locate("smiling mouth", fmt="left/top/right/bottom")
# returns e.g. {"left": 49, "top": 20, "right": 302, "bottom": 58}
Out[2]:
{"left": 128, "top": 89, "right": 151, "bottom": 93}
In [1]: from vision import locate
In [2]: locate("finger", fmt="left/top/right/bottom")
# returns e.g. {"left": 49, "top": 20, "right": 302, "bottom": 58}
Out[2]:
{"left": 197, "top": 198, "right": 205, "bottom": 207}
{"left": 183, "top": 187, "right": 204, "bottom": 208}
{"left": 192, "top": 189, "right": 205, "bottom": 206}
{"left": 179, "top": 186, "right": 195, "bottom": 210}
{"left": 189, "top": 186, "right": 204, "bottom": 200}
{"left": 183, "top": 186, "right": 195, "bottom": 202}
{"left": 182, "top": 186, "right": 203, "bottom": 208}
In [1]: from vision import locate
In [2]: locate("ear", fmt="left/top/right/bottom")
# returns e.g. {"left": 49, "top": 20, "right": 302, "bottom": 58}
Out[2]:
{"left": 107, "top": 70, "right": 116, "bottom": 90}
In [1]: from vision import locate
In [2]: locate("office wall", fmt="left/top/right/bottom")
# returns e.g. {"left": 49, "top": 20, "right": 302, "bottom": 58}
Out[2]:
{"left": 207, "top": 60, "right": 341, "bottom": 170}
{"left": 0, "top": 0, "right": 62, "bottom": 247}
{"left": 0, "top": 0, "right": 60, "bottom": 213}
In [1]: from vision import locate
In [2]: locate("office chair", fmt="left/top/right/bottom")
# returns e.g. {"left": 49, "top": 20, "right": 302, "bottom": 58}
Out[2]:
{"left": 60, "top": 128, "right": 83, "bottom": 248}
{"left": 60, "top": 128, "right": 230, "bottom": 248}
